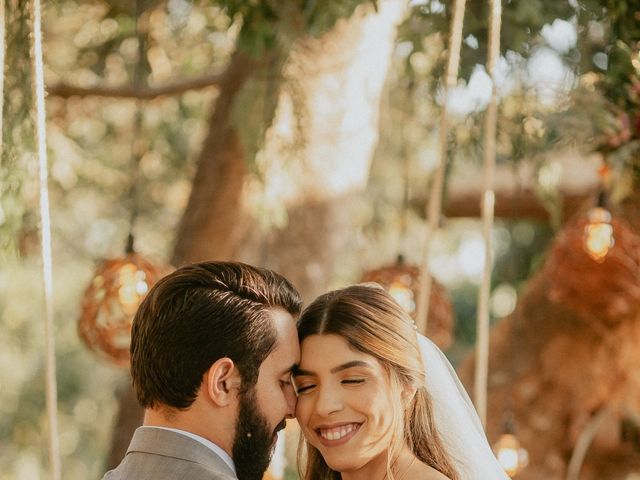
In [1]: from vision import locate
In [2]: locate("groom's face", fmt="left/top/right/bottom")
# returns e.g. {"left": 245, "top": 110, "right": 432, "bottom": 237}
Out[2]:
{"left": 232, "top": 308, "right": 299, "bottom": 480}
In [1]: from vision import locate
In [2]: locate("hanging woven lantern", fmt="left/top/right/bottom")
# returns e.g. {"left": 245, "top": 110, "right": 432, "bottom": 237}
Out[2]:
{"left": 78, "top": 252, "right": 166, "bottom": 366}
{"left": 361, "top": 257, "right": 454, "bottom": 349}
{"left": 544, "top": 209, "right": 640, "bottom": 326}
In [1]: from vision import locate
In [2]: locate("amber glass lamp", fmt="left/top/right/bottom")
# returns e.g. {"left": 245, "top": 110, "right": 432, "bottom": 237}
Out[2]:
{"left": 493, "top": 414, "right": 529, "bottom": 477}
{"left": 494, "top": 432, "right": 529, "bottom": 477}
{"left": 583, "top": 193, "right": 615, "bottom": 262}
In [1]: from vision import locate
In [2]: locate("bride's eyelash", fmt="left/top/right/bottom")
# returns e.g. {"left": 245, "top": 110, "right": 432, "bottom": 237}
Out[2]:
{"left": 293, "top": 377, "right": 365, "bottom": 394}
{"left": 342, "top": 379, "right": 365, "bottom": 385}
{"left": 295, "top": 384, "right": 315, "bottom": 393}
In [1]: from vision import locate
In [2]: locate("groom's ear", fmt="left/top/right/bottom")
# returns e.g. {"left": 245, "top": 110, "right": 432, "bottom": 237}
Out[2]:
{"left": 205, "top": 357, "right": 242, "bottom": 407}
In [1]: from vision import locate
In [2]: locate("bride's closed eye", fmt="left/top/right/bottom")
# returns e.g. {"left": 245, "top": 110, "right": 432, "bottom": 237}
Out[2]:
{"left": 293, "top": 381, "right": 316, "bottom": 395}
{"left": 341, "top": 378, "right": 365, "bottom": 385}
{"left": 293, "top": 377, "right": 365, "bottom": 396}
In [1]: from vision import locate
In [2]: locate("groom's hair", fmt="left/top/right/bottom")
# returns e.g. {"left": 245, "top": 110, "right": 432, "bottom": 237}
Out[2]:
{"left": 130, "top": 261, "right": 301, "bottom": 409}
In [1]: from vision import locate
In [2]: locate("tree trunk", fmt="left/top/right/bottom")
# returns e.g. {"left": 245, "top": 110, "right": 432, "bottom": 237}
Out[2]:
{"left": 239, "top": 0, "right": 407, "bottom": 301}
{"left": 105, "top": 378, "right": 145, "bottom": 470}
{"left": 171, "top": 51, "right": 260, "bottom": 266}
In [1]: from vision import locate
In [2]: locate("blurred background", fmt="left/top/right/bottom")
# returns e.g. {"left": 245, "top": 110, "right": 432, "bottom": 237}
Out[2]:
{"left": 1, "top": 0, "right": 640, "bottom": 478}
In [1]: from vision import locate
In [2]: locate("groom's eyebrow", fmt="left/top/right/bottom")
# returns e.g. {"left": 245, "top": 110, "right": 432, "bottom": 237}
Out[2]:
{"left": 281, "top": 364, "right": 298, "bottom": 376}
{"left": 291, "top": 366, "right": 312, "bottom": 377}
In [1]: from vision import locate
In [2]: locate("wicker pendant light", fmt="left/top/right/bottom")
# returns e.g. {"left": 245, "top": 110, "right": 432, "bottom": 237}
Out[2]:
{"left": 361, "top": 256, "right": 454, "bottom": 350}
{"left": 545, "top": 195, "right": 640, "bottom": 326}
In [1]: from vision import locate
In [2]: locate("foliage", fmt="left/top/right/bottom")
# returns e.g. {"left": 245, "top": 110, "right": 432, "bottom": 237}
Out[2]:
{"left": 572, "top": 0, "right": 640, "bottom": 192}
{"left": 1, "top": 2, "right": 36, "bottom": 258}
{"left": 402, "top": 0, "right": 576, "bottom": 87}
{"left": 382, "top": 0, "right": 640, "bottom": 217}
{"left": 221, "top": 0, "right": 380, "bottom": 183}
{"left": 576, "top": 0, "right": 640, "bottom": 108}
{"left": 216, "top": 0, "right": 378, "bottom": 55}
{"left": 412, "top": 0, "right": 640, "bottom": 193}
{"left": 0, "top": 257, "right": 126, "bottom": 478}
{"left": 377, "top": 0, "right": 581, "bottom": 203}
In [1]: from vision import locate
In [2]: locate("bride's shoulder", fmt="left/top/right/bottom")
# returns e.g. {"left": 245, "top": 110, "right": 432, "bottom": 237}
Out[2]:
{"left": 406, "top": 461, "right": 451, "bottom": 480}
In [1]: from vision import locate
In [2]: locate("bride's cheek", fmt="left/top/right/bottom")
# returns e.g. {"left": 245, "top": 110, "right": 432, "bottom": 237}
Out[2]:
{"left": 294, "top": 398, "right": 310, "bottom": 424}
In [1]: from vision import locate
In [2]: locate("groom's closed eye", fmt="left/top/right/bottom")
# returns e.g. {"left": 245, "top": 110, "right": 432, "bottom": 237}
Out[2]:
{"left": 280, "top": 378, "right": 292, "bottom": 388}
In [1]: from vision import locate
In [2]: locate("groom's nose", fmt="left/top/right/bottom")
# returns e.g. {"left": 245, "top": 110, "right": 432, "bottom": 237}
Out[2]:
{"left": 284, "top": 383, "right": 297, "bottom": 418}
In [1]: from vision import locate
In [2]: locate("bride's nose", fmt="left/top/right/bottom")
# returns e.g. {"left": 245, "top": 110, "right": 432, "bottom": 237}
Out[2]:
{"left": 313, "top": 384, "right": 343, "bottom": 417}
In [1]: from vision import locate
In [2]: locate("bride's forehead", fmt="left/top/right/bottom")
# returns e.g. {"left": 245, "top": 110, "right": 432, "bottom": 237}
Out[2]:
{"left": 301, "top": 333, "right": 352, "bottom": 350}
{"left": 299, "top": 334, "right": 378, "bottom": 366}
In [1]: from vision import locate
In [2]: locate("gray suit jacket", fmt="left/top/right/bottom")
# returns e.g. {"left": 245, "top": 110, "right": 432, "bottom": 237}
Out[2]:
{"left": 102, "top": 427, "right": 237, "bottom": 480}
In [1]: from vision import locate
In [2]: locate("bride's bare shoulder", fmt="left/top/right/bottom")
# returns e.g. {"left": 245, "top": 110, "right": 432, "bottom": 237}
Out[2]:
{"left": 406, "top": 461, "right": 452, "bottom": 480}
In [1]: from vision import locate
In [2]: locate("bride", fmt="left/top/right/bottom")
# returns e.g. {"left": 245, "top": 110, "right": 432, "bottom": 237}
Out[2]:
{"left": 292, "top": 284, "right": 509, "bottom": 480}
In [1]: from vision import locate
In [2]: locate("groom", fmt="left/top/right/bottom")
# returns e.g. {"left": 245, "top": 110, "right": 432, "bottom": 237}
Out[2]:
{"left": 103, "top": 261, "right": 302, "bottom": 480}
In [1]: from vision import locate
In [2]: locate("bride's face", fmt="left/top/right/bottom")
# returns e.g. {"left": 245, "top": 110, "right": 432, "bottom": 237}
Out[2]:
{"left": 294, "top": 333, "right": 397, "bottom": 474}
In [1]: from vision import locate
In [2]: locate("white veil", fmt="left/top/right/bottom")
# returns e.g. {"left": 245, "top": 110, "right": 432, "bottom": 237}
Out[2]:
{"left": 416, "top": 334, "right": 510, "bottom": 479}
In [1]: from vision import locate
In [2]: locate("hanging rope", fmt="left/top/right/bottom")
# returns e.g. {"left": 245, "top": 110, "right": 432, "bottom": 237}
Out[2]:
{"left": 416, "top": 0, "right": 467, "bottom": 332}
{"left": 31, "top": 0, "right": 61, "bottom": 478}
{"left": 474, "top": 0, "right": 502, "bottom": 428}
{"left": 566, "top": 406, "right": 612, "bottom": 480}
{"left": 0, "top": 0, "right": 5, "bottom": 150}
{"left": 125, "top": 0, "right": 145, "bottom": 254}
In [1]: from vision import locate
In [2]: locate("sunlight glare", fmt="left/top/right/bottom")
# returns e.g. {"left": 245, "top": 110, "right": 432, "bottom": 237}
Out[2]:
{"left": 456, "top": 236, "right": 486, "bottom": 281}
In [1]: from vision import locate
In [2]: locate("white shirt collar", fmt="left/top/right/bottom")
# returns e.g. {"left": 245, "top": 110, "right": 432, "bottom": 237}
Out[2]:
{"left": 145, "top": 426, "right": 236, "bottom": 474}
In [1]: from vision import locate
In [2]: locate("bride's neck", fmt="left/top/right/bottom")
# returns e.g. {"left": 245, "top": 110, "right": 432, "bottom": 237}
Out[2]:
{"left": 340, "top": 447, "right": 416, "bottom": 480}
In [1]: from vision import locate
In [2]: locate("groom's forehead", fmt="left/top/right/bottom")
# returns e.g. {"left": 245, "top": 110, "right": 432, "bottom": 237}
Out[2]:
{"left": 263, "top": 307, "right": 300, "bottom": 366}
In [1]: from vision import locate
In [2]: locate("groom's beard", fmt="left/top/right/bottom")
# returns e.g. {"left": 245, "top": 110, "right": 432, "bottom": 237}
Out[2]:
{"left": 232, "top": 388, "right": 286, "bottom": 480}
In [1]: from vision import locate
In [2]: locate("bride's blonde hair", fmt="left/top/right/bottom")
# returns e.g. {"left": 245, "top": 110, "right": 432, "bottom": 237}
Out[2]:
{"left": 296, "top": 284, "right": 459, "bottom": 480}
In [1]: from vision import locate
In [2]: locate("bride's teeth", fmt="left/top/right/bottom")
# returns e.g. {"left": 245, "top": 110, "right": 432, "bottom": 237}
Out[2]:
{"left": 320, "top": 423, "right": 357, "bottom": 441}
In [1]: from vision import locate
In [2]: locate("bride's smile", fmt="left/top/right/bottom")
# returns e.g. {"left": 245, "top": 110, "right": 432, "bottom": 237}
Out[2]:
{"left": 316, "top": 422, "right": 361, "bottom": 444}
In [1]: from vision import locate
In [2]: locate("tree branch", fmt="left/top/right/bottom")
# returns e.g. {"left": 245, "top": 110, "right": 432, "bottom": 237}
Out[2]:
{"left": 47, "top": 72, "right": 225, "bottom": 99}
{"left": 411, "top": 189, "right": 596, "bottom": 222}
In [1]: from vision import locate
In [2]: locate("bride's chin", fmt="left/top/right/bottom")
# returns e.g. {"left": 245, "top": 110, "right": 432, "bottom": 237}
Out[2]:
{"left": 322, "top": 453, "right": 368, "bottom": 474}
{"left": 326, "top": 459, "right": 361, "bottom": 473}
{"left": 322, "top": 444, "right": 390, "bottom": 475}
